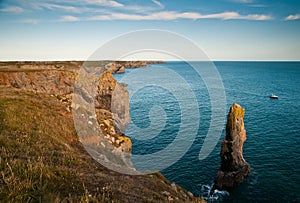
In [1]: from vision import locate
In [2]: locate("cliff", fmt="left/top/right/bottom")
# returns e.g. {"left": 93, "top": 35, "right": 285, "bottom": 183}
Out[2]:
{"left": 0, "top": 61, "right": 156, "bottom": 160}
{"left": 95, "top": 71, "right": 132, "bottom": 153}
{"left": 0, "top": 61, "right": 202, "bottom": 202}
{"left": 0, "top": 70, "right": 76, "bottom": 95}
{"left": 0, "top": 61, "right": 82, "bottom": 71}
{"left": 105, "top": 60, "right": 165, "bottom": 73}
{"left": 212, "top": 103, "right": 250, "bottom": 192}
{"left": 0, "top": 60, "right": 163, "bottom": 75}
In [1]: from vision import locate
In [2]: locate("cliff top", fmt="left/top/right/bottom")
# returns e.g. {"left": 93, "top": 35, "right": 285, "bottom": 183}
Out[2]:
{"left": 0, "top": 60, "right": 164, "bottom": 72}
{"left": 0, "top": 61, "right": 203, "bottom": 203}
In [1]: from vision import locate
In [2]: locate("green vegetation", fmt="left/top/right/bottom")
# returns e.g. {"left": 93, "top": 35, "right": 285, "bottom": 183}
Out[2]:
{"left": 0, "top": 88, "right": 106, "bottom": 202}
{"left": 0, "top": 87, "right": 201, "bottom": 203}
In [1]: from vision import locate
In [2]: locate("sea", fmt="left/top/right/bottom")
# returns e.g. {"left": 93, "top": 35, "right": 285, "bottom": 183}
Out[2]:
{"left": 114, "top": 61, "right": 300, "bottom": 202}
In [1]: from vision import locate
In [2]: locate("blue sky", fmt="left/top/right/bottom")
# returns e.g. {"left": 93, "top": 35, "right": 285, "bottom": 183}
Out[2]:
{"left": 0, "top": 0, "right": 299, "bottom": 61}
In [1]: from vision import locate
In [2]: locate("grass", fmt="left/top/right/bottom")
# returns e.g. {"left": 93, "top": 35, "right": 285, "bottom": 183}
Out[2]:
{"left": 0, "top": 87, "right": 203, "bottom": 203}
{"left": 0, "top": 88, "right": 102, "bottom": 202}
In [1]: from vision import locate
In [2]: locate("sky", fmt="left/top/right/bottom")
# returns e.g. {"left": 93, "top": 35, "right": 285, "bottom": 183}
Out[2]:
{"left": 0, "top": 0, "right": 300, "bottom": 61}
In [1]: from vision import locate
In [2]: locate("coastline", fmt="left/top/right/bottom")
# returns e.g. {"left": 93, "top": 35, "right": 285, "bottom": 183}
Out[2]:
{"left": 0, "top": 61, "right": 204, "bottom": 202}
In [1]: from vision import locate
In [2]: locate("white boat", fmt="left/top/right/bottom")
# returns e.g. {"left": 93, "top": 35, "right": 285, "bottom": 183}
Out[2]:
{"left": 269, "top": 94, "right": 278, "bottom": 99}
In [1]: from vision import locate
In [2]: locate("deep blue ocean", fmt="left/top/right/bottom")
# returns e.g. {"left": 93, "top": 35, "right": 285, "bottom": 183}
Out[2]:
{"left": 114, "top": 62, "right": 300, "bottom": 202}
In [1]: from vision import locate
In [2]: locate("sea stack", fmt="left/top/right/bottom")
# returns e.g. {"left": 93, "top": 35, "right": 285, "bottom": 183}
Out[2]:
{"left": 213, "top": 103, "right": 250, "bottom": 191}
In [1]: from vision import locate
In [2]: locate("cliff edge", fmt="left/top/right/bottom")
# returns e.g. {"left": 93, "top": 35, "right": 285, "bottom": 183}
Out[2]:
{"left": 0, "top": 61, "right": 203, "bottom": 202}
{"left": 95, "top": 71, "right": 132, "bottom": 154}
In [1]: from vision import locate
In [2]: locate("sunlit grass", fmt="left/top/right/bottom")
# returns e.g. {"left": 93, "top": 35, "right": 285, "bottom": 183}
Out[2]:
{"left": 0, "top": 86, "right": 203, "bottom": 203}
{"left": 0, "top": 88, "right": 111, "bottom": 202}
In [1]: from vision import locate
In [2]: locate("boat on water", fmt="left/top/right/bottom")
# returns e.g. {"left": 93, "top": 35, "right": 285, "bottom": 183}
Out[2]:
{"left": 270, "top": 94, "right": 278, "bottom": 99}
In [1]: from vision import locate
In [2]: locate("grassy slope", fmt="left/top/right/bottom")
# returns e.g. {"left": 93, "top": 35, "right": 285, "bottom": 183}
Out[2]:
{"left": 0, "top": 87, "right": 202, "bottom": 203}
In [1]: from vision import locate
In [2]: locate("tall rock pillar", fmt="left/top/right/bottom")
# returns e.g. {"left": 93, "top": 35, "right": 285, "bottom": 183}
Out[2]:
{"left": 213, "top": 103, "right": 250, "bottom": 191}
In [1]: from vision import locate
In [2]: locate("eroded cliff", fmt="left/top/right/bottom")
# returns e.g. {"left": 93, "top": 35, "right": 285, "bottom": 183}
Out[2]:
{"left": 213, "top": 103, "right": 251, "bottom": 191}
{"left": 0, "top": 61, "right": 202, "bottom": 202}
{"left": 95, "top": 71, "right": 132, "bottom": 153}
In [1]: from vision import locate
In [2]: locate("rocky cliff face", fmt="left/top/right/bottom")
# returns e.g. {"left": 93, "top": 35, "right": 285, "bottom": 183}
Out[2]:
{"left": 94, "top": 71, "right": 132, "bottom": 153}
{"left": 0, "top": 62, "right": 132, "bottom": 155}
{"left": 0, "top": 70, "right": 76, "bottom": 95}
{"left": 0, "top": 61, "right": 82, "bottom": 71}
{"left": 0, "top": 61, "right": 205, "bottom": 202}
{"left": 0, "top": 84, "right": 203, "bottom": 203}
{"left": 105, "top": 60, "right": 165, "bottom": 74}
{"left": 105, "top": 62, "right": 125, "bottom": 74}
{"left": 213, "top": 103, "right": 250, "bottom": 191}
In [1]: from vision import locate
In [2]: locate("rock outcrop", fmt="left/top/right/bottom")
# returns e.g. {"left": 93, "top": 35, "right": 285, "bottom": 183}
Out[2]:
{"left": 212, "top": 103, "right": 250, "bottom": 191}
{"left": 0, "top": 62, "right": 133, "bottom": 155}
{"left": 105, "top": 62, "right": 125, "bottom": 74}
{"left": 0, "top": 70, "right": 76, "bottom": 95}
{"left": 0, "top": 61, "right": 173, "bottom": 164}
{"left": 105, "top": 61, "right": 165, "bottom": 74}
{"left": 94, "top": 71, "right": 132, "bottom": 153}
{"left": 0, "top": 61, "right": 82, "bottom": 71}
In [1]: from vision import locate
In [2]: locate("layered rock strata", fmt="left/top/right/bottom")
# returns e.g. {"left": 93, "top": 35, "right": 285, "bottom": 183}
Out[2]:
{"left": 0, "top": 70, "right": 76, "bottom": 95}
{"left": 212, "top": 103, "right": 250, "bottom": 191}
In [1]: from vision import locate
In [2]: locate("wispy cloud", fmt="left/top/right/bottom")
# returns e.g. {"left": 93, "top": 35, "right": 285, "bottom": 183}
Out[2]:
{"left": 60, "top": 15, "right": 80, "bottom": 22}
{"left": 151, "top": 0, "right": 164, "bottom": 9}
{"left": 238, "top": 14, "right": 272, "bottom": 20}
{"left": 19, "top": 19, "right": 40, "bottom": 24}
{"left": 230, "top": 0, "right": 253, "bottom": 3}
{"left": 37, "top": 3, "right": 82, "bottom": 13}
{"left": 0, "top": 6, "right": 24, "bottom": 13}
{"left": 85, "top": 0, "right": 124, "bottom": 7}
{"left": 27, "top": 1, "right": 109, "bottom": 14}
{"left": 118, "top": 5, "right": 163, "bottom": 14}
{"left": 2, "top": 0, "right": 273, "bottom": 23}
{"left": 285, "top": 14, "right": 300, "bottom": 21}
{"left": 247, "top": 4, "right": 268, "bottom": 8}
{"left": 84, "top": 11, "right": 272, "bottom": 21}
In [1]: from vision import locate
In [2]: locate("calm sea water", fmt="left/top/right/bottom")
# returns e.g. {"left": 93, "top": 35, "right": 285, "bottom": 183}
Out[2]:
{"left": 114, "top": 62, "right": 300, "bottom": 202}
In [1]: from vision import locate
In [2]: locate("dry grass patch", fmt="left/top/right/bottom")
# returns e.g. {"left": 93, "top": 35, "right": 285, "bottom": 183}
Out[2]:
{"left": 0, "top": 87, "right": 203, "bottom": 203}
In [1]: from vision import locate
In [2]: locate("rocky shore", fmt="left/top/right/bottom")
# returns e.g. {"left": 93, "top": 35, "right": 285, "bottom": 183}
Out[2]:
{"left": 0, "top": 61, "right": 204, "bottom": 202}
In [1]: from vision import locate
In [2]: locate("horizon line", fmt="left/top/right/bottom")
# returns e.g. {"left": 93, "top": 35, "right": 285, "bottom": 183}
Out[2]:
{"left": 1, "top": 59, "right": 300, "bottom": 62}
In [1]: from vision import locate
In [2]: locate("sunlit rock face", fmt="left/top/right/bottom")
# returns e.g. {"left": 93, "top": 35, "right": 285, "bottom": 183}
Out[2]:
{"left": 213, "top": 103, "right": 251, "bottom": 191}
{"left": 95, "top": 71, "right": 131, "bottom": 154}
